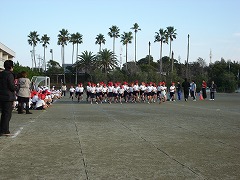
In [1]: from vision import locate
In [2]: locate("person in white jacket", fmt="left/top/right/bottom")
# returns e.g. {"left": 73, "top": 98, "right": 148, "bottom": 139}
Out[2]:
{"left": 17, "top": 71, "right": 32, "bottom": 114}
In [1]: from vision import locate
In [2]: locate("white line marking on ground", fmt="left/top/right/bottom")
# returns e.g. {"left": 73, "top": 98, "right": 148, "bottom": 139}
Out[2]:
{"left": 11, "top": 127, "right": 24, "bottom": 138}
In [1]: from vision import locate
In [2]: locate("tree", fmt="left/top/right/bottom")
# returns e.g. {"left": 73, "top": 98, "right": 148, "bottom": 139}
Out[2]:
{"left": 95, "top": 33, "right": 106, "bottom": 52}
{"left": 76, "top": 51, "right": 96, "bottom": 77}
{"left": 120, "top": 32, "right": 133, "bottom": 70}
{"left": 40, "top": 34, "right": 50, "bottom": 72}
{"left": 131, "top": 23, "right": 141, "bottom": 64}
{"left": 28, "top": 31, "right": 40, "bottom": 69}
{"left": 166, "top": 26, "right": 177, "bottom": 72}
{"left": 108, "top": 25, "right": 120, "bottom": 54}
{"left": 97, "top": 49, "right": 118, "bottom": 75}
{"left": 154, "top": 28, "right": 167, "bottom": 78}
{"left": 69, "top": 33, "right": 77, "bottom": 65}
{"left": 57, "top": 28, "right": 69, "bottom": 83}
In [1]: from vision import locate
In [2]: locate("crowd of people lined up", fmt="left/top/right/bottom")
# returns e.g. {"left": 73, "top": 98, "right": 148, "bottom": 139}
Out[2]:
{"left": 62, "top": 79, "right": 217, "bottom": 104}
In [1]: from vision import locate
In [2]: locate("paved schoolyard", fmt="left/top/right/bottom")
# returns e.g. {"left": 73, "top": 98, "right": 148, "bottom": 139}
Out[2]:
{"left": 0, "top": 93, "right": 240, "bottom": 180}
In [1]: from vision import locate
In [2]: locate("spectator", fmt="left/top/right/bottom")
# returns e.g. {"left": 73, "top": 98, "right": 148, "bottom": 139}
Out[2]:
{"left": 0, "top": 60, "right": 16, "bottom": 136}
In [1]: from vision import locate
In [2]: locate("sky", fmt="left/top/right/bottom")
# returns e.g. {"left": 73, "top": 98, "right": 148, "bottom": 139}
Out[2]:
{"left": 1, "top": 0, "right": 240, "bottom": 68}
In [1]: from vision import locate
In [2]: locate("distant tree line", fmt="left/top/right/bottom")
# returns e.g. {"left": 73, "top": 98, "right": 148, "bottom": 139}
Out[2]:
{"left": 23, "top": 23, "right": 240, "bottom": 92}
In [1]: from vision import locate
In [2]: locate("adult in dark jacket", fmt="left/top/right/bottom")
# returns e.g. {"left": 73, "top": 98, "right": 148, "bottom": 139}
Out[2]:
{"left": 182, "top": 78, "right": 190, "bottom": 101}
{"left": 0, "top": 60, "right": 16, "bottom": 136}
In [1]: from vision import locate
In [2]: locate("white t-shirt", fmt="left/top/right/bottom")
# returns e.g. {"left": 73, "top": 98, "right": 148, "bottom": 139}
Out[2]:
{"left": 170, "top": 85, "right": 176, "bottom": 93}
{"left": 133, "top": 85, "right": 139, "bottom": 91}
{"left": 32, "top": 95, "right": 39, "bottom": 103}
{"left": 69, "top": 88, "right": 75, "bottom": 93}
{"left": 36, "top": 99, "right": 46, "bottom": 108}
{"left": 102, "top": 87, "right": 108, "bottom": 93}
{"left": 108, "top": 86, "right": 114, "bottom": 93}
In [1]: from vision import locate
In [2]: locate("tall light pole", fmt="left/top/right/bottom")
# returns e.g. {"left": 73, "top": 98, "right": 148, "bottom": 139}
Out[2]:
{"left": 148, "top": 41, "right": 151, "bottom": 65}
{"left": 50, "top": 49, "right": 53, "bottom": 60}
{"left": 186, "top": 34, "right": 190, "bottom": 78}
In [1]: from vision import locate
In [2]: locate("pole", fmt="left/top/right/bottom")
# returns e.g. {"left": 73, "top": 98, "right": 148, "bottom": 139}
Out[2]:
{"left": 148, "top": 41, "right": 151, "bottom": 65}
{"left": 186, "top": 34, "right": 190, "bottom": 78}
{"left": 50, "top": 49, "right": 53, "bottom": 60}
{"left": 171, "top": 51, "right": 174, "bottom": 82}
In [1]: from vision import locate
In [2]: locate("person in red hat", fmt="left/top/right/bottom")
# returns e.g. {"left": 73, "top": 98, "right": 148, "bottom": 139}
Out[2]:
{"left": 86, "top": 82, "right": 91, "bottom": 102}
{"left": 107, "top": 82, "right": 114, "bottom": 104}
{"left": 133, "top": 81, "right": 140, "bottom": 103}
{"left": 75, "top": 83, "right": 84, "bottom": 102}
{"left": 169, "top": 82, "right": 176, "bottom": 101}
{"left": 139, "top": 82, "right": 147, "bottom": 102}
{"left": 160, "top": 82, "right": 167, "bottom": 103}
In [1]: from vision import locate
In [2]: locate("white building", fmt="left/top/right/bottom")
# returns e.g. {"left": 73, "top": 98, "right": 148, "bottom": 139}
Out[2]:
{"left": 0, "top": 42, "right": 15, "bottom": 69}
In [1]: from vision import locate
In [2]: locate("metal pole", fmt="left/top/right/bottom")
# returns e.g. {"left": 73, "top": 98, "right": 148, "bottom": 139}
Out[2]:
{"left": 186, "top": 34, "right": 190, "bottom": 78}
{"left": 148, "top": 41, "right": 151, "bottom": 65}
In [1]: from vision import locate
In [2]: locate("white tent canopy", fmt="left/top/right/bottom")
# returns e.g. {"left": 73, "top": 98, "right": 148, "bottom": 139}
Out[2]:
{"left": 31, "top": 76, "right": 50, "bottom": 90}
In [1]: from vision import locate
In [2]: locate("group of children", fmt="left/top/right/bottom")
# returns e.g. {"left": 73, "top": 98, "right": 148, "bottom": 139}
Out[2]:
{"left": 66, "top": 81, "right": 180, "bottom": 104}
{"left": 15, "top": 86, "right": 62, "bottom": 111}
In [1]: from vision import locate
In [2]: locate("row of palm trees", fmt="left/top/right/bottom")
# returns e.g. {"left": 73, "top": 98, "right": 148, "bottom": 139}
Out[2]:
{"left": 27, "top": 23, "right": 177, "bottom": 82}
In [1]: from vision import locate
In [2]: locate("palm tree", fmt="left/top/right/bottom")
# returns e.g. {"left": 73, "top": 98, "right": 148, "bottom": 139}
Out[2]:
{"left": 120, "top": 32, "right": 133, "bottom": 70}
{"left": 166, "top": 26, "right": 177, "bottom": 72}
{"left": 77, "top": 51, "right": 96, "bottom": 76}
{"left": 74, "top": 32, "right": 83, "bottom": 84}
{"left": 69, "top": 33, "right": 77, "bottom": 65}
{"left": 131, "top": 23, "right": 141, "bottom": 64}
{"left": 108, "top": 25, "right": 120, "bottom": 54}
{"left": 28, "top": 31, "right": 40, "bottom": 69}
{"left": 154, "top": 28, "right": 167, "bottom": 78}
{"left": 57, "top": 28, "right": 69, "bottom": 83}
{"left": 40, "top": 34, "right": 50, "bottom": 72}
{"left": 95, "top": 34, "right": 106, "bottom": 52}
{"left": 97, "top": 49, "right": 118, "bottom": 75}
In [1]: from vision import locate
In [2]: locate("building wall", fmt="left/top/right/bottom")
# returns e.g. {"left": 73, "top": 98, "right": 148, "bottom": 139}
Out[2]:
{"left": 0, "top": 42, "right": 15, "bottom": 69}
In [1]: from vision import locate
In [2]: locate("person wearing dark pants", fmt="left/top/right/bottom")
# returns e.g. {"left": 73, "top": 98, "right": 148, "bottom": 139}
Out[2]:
{"left": 182, "top": 78, "right": 190, "bottom": 101}
{"left": 0, "top": 60, "right": 16, "bottom": 136}
{"left": 17, "top": 71, "right": 32, "bottom": 114}
{"left": 210, "top": 81, "right": 217, "bottom": 100}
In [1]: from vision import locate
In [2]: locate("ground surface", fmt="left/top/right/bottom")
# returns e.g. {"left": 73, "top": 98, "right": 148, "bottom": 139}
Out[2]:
{"left": 0, "top": 93, "right": 240, "bottom": 180}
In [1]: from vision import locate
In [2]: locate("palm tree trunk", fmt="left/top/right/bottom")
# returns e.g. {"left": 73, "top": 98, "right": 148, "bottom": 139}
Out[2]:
{"left": 169, "top": 40, "right": 173, "bottom": 72}
{"left": 62, "top": 45, "right": 66, "bottom": 83}
{"left": 72, "top": 44, "right": 75, "bottom": 65}
{"left": 99, "top": 44, "right": 101, "bottom": 52}
{"left": 134, "top": 32, "right": 136, "bottom": 64}
{"left": 113, "top": 37, "right": 115, "bottom": 54}
{"left": 44, "top": 46, "right": 46, "bottom": 72}
{"left": 125, "top": 43, "right": 128, "bottom": 70}
{"left": 75, "top": 43, "right": 79, "bottom": 85}
{"left": 33, "top": 46, "right": 36, "bottom": 68}
{"left": 160, "top": 41, "right": 163, "bottom": 79}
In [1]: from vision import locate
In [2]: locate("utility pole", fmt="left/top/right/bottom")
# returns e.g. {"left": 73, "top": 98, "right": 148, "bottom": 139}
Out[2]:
{"left": 209, "top": 49, "right": 212, "bottom": 64}
{"left": 186, "top": 34, "right": 190, "bottom": 78}
{"left": 50, "top": 49, "right": 53, "bottom": 60}
{"left": 148, "top": 41, "right": 151, "bottom": 65}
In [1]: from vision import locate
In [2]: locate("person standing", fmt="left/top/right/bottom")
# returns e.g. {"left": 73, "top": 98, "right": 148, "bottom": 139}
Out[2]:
{"left": 182, "top": 78, "right": 190, "bottom": 101}
{"left": 202, "top": 80, "right": 207, "bottom": 99}
{"left": 17, "top": 71, "right": 32, "bottom": 114}
{"left": 210, "top": 81, "right": 217, "bottom": 100}
{"left": 190, "top": 80, "right": 197, "bottom": 101}
{"left": 61, "top": 84, "right": 67, "bottom": 96}
{"left": 169, "top": 82, "right": 176, "bottom": 101}
{"left": 0, "top": 60, "right": 16, "bottom": 136}
{"left": 176, "top": 81, "right": 182, "bottom": 100}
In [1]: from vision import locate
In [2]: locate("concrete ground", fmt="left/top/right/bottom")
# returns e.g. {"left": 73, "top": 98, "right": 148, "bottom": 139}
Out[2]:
{"left": 0, "top": 93, "right": 240, "bottom": 180}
